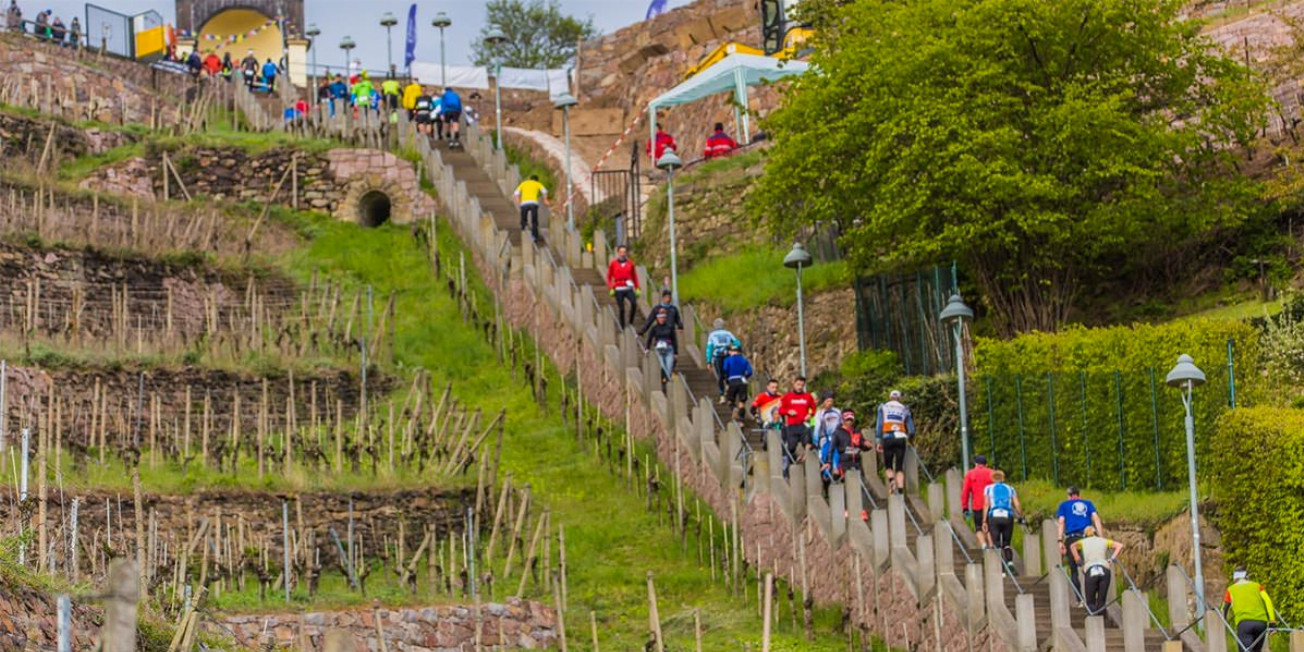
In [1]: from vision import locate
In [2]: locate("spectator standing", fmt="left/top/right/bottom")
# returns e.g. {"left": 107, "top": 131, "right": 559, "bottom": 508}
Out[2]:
{"left": 221, "top": 52, "right": 234, "bottom": 82}
{"left": 440, "top": 87, "right": 463, "bottom": 145}
{"left": 1069, "top": 527, "right": 1123, "bottom": 616}
{"left": 703, "top": 122, "right": 739, "bottom": 159}
{"left": 778, "top": 377, "right": 816, "bottom": 478}
{"left": 721, "top": 345, "right": 753, "bottom": 420}
{"left": 1223, "top": 566, "right": 1277, "bottom": 652}
{"left": 33, "top": 9, "right": 46, "bottom": 39}
{"left": 875, "top": 389, "right": 915, "bottom": 494}
{"left": 6, "top": 1, "right": 22, "bottom": 33}
{"left": 329, "top": 74, "right": 348, "bottom": 117}
{"left": 513, "top": 174, "right": 550, "bottom": 242}
{"left": 186, "top": 50, "right": 203, "bottom": 77}
{"left": 639, "top": 290, "right": 682, "bottom": 334}
{"left": 317, "top": 77, "right": 332, "bottom": 116}
{"left": 1056, "top": 486, "right": 1104, "bottom": 606}
{"left": 705, "top": 319, "right": 741, "bottom": 402}
{"left": 261, "top": 59, "right": 279, "bottom": 92}
{"left": 648, "top": 125, "right": 678, "bottom": 162}
{"left": 68, "top": 16, "right": 79, "bottom": 48}
{"left": 644, "top": 309, "right": 678, "bottom": 388}
{"left": 203, "top": 52, "right": 221, "bottom": 77}
{"left": 606, "top": 245, "right": 640, "bottom": 328}
{"left": 49, "top": 14, "right": 64, "bottom": 45}
{"left": 983, "top": 470, "right": 1023, "bottom": 563}
{"left": 961, "top": 455, "right": 994, "bottom": 549}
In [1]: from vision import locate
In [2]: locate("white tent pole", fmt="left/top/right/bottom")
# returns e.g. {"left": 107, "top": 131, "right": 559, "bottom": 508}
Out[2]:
{"left": 735, "top": 67, "right": 751, "bottom": 143}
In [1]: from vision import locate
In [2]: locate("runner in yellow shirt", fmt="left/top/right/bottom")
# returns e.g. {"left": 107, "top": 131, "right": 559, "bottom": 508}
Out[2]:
{"left": 513, "top": 175, "right": 550, "bottom": 242}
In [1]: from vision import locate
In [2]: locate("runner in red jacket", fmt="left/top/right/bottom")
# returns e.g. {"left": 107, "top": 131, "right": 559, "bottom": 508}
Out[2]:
{"left": 777, "top": 377, "right": 816, "bottom": 478}
{"left": 606, "top": 244, "right": 640, "bottom": 329}
{"left": 961, "top": 455, "right": 993, "bottom": 549}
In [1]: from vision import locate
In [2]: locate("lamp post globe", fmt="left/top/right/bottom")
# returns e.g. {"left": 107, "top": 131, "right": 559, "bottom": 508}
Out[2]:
{"left": 339, "top": 36, "right": 355, "bottom": 75}
{"left": 484, "top": 27, "right": 508, "bottom": 150}
{"left": 1166, "top": 353, "right": 1207, "bottom": 622}
{"left": 939, "top": 294, "right": 975, "bottom": 471}
{"left": 784, "top": 243, "right": 814, "bottom": 377}
{"left": 657, "top": 150, "right": 685, "bottom": 306}
{"left": 305, "top": 24, "right": 321, "bottom": 87}
{"left": 432, "top": 12, "right": 452, "bottom": 87}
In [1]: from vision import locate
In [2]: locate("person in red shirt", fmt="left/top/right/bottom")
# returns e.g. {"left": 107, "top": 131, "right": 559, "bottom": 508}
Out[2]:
{"left": 778, "top": 376, "right": 816, "bottom": 478}
{"left": 961, "top": 455, "right": 994, "bottom": 549}
{"left": 647, "top": 125, "right": 678, "bottom": 163}
{"left": 606, "top": 244, "right": 640, "bottom": 329}
{"left": 203, "top": 52, "right": 222, "bottom": 76}
{"left": 703, "top": 123, "right": 739, "bottom": 159}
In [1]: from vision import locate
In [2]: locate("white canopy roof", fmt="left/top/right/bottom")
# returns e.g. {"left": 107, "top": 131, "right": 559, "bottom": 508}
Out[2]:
{"left": 648, "top": 53, "right": 810, "bottom": 147}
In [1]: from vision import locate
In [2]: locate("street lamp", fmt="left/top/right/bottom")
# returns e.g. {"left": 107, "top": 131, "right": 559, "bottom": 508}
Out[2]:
{"left": 380, "top": 12, "right": 398, "bottom": 76}
{"left": 554, "top": 92, "right": 579, "bottom": 230}
{"left": 940, "top": 294, "right": 975, "bottom": 472}
{"left": 305, "top": 24, "right": 321, "bottom": 88}
{"left": 1165, "top": 354, "right": 1207, "bottom": 622}
{"left": 432, "top": 12, "right": 452, "bottom": 88}
{"left": 483, "top": 27, "right": 507, "bottom": 151}
{"left": 339, "top": 36, "right": 356, "bottom": 77}
{"left": 783, "top": 243, "right": 814, "bottom": 377}
{"left": 657, "top": 150, "right": 684, "bottom": 307}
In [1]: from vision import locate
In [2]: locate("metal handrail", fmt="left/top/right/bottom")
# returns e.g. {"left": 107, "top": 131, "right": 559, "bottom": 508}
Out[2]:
{"left": 902, "top": 494, "right": 925, "bottom": 537}
{"left": 1172, "top": 563, "right": 1246, "bottom": 651}
{"left": 857, "top": 474, "right": 880, "bottom": 511}
{"left": 943, "top": 520, "right": 974, "bottom": 565}
{"left": 1000, "top": 554, "right": 1026, "bottom": 595}
{"left": 1115, "top": 559, "right": 1173, "bottom": 639}
{"left": 909, "top": 446, "right": 937, "bottom": 485}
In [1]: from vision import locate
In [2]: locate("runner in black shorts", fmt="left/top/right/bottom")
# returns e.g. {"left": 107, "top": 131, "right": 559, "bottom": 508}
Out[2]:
{"left": 880, "top": 436, "right": 906, "bottom": 476}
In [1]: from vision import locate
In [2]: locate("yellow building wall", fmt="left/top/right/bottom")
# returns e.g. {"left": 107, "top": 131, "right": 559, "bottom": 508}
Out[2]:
{"left": 196, "top": 8, "right": 283, "bottom": 64}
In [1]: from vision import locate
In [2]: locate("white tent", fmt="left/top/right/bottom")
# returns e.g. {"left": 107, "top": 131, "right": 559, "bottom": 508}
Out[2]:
{"left": 647, "top": 53, "right": 810, "bottom": 152}
{"left": 409, "top": 62, "right": 570, "bottom": 97}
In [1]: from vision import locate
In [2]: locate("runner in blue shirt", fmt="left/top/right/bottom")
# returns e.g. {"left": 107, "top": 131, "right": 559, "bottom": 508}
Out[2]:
{"left": 1056, "top": 486, "right": 1104, "bottom": 607}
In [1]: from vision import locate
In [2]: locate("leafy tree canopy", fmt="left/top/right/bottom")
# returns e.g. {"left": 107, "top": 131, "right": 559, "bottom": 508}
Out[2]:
{"left": 753, "top": 0, "right": 1269, "bottom": 335}
{"left": 471, "top": 0, "right": 597, "bottom": 69}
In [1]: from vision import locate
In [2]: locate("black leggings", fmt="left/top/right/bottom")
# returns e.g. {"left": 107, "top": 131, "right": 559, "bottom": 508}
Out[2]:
{"left": 1237, "top": 620, "right": 1268, "bottom": 652}
{"left": 987, "top": 514, "right": 1013, "bottom": 556}
{"left": 520, "top": 204, "right": 540, "bottom": 238}
{"left": 1084, "top": 567, "right": 1111, "bottom": 615}
{"left": 713, "top": 354, "right": 727, "bottom": 394}
{"left": 726, "top": 379, "right": 748, "bottom": 407}
{"left": 614, "top": 289, "right": 636, "bottom": 328}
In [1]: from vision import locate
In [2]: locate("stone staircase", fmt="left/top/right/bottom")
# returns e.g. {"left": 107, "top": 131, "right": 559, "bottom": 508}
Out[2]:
{"left": 399, "top": 116, "right": 1214, "bottom": 652}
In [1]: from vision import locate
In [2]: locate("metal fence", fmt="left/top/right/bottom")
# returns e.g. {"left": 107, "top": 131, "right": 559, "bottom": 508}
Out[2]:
{"left": 969, "top": 346, "right": 1239, "bottom": 491}
{"left": 853, "top": 265, "right": 959, "bottom": 376}
{"left": 86, "top": 4, "right": 133, "bottom": 58}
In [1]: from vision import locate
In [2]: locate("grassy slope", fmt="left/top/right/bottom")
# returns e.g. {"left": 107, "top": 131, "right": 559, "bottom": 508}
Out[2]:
{"left": 679, "top": 246, "right": 848, "bottom": 315}
{"left": 266, "top": 213, "right": 849, "bottom": 649}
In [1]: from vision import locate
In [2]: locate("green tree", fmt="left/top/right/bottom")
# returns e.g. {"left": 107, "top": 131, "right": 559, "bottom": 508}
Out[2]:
{"left": 753, "top": 0, "right": 1268, "bottom": 335}
{"left": 471, "top": 0, "right": 598, "bottom": 69}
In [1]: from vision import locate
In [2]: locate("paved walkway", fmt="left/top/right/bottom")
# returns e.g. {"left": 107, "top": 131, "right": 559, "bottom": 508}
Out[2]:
{"left": 503, "top": 127, "right": 606, "bottom": 206}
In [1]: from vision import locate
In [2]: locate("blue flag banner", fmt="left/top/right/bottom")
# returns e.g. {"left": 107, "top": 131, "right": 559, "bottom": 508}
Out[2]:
{"left": 404, "top": 4, "right": 418, "bottom": 71}
{"left": 646, "top": 0, "right": 667, "bottom": 20}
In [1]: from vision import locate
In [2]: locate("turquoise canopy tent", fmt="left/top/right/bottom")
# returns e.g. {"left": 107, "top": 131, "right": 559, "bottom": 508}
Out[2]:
{"left": 647, "top": 53, "right": 810, "bottom": 154}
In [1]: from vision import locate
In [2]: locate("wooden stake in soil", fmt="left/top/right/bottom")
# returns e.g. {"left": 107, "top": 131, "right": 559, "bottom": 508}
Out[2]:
{"left": 763, "top": 573, "right": 774, "bottom": 652}
{"left": 590, "top": 611, "right": 600, "bottom": 652}
{"left": 647, "top": 571, "right": 664, "bottom": 652}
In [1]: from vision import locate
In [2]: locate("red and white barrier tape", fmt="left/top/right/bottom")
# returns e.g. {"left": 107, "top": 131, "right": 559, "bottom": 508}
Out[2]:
{"left": 561, "top": 105, "right": 647, "bottom": 210}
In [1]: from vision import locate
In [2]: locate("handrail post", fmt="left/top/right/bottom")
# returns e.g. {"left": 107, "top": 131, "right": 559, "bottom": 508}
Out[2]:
{"left": 1016, "top": 593, "right": 1037, "bottom": 651}
{"left": 1023, "top": 528, "right": 1041, "bottom": 577}
{"left": 1123, "top": 590, "right": 1146, "bottom": 652}
{"left": 1166, "top": 565, "right": 1190, "bottom": 631}
{"left": 1204, "top": 611, "right": 1226, "bottom": 652}
{"left": 1086, "top": 616, "right": 1107, "bottom": 652}
{"left": 1042, "top": 518, "right": 1060, "bottom": 581}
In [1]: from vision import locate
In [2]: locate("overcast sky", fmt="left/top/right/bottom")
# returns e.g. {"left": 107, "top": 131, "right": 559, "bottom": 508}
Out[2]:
{"left": 26, "top": 0, "right": 696, "bottom": 70}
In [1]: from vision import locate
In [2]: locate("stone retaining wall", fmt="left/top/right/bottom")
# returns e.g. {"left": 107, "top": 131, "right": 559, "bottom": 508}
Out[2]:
{"left": 214, "top": 599, "right": 557, "bottom": 651}
{"left": 0, "top": 582, "right": 101, "bottom": 651}
{"left": 80, "top": 145, "right": 435, "bottom": 225}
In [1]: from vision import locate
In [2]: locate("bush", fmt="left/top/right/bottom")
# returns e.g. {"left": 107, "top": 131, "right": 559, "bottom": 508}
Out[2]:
{"left": 970, "top": 319, "right": 1260, "bottom": 491}
{"left": 1210, "top": 407, "right": 1304, "bottom": 623}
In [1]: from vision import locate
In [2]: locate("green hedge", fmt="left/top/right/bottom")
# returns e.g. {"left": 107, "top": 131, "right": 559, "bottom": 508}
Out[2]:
{"left": 1211, "top": 407, "right": 1304, "bottom": 623}
{"left": 969, "top": 319, "right": 1260, "bottom": 491}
